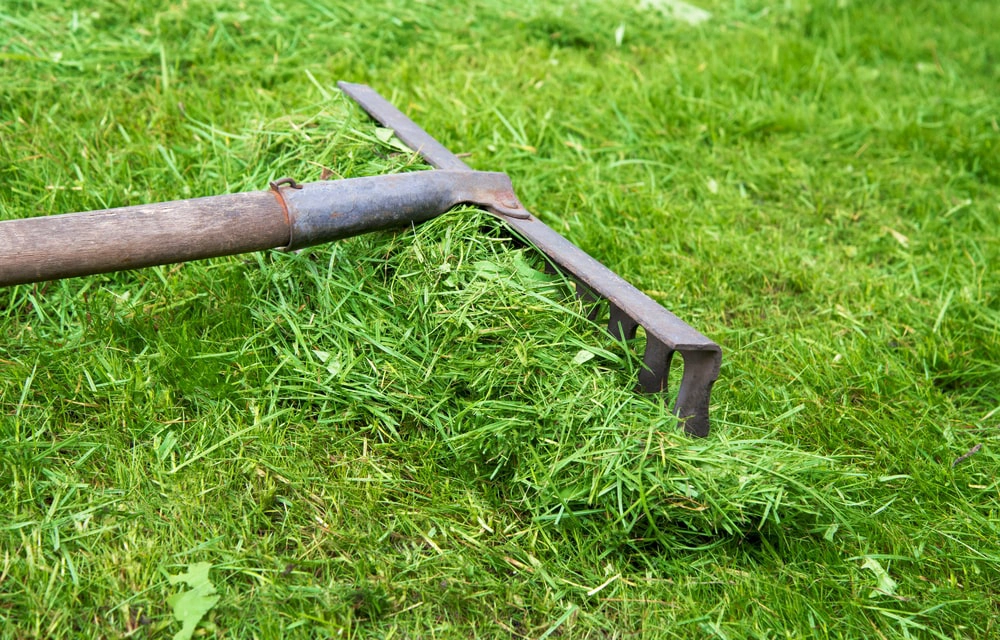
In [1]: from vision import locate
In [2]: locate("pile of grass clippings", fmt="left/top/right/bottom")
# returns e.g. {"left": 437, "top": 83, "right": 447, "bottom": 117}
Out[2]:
{"left": 247, "top": 203, "right": 856, "bottom": 541}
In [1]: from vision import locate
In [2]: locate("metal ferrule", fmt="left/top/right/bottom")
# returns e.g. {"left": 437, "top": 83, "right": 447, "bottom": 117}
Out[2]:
{"left": 278, "top": 170, "right": 527, "bottom": 251}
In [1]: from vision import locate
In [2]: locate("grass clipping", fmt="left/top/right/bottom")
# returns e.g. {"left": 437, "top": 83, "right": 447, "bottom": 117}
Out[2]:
{"left": 253, "top": 207, "right": 847, "bottom": 540}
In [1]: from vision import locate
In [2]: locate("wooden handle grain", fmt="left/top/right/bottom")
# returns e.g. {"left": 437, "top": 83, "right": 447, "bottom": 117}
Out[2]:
{"left": 0, "top": 191, "right": 290, "bottom": 286}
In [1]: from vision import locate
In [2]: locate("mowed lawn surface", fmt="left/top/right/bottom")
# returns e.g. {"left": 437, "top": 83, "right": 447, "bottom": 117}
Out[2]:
{"left": 1, "top": 0, "right": 998, "bottom": 637}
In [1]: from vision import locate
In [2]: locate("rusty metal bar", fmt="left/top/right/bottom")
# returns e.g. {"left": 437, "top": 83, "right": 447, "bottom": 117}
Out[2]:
{"left": 339, "top": 82, "right": 721, "bottom": 436}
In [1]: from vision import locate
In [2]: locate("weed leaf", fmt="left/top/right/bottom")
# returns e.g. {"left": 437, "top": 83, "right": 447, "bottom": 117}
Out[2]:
{"left": 861, "top": 557, "right": 898, "bottom": 597}
{"left": 167, "top": 562, "right": 220, "bottom": 640}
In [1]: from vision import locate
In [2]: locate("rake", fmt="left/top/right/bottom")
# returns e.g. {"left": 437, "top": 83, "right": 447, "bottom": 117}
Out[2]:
{"left": 0, "top": 82, "right": 721, "bottom": 436}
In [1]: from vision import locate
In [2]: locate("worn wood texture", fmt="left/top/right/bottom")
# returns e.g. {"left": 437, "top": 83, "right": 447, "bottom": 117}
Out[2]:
{"left": 0, "top": 191, "right": 290, "bottom": 286}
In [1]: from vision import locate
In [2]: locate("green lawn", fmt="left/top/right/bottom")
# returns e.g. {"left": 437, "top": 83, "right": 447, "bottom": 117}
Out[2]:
{"left": 2, "top": 0, "right": 998, "bottom": 637}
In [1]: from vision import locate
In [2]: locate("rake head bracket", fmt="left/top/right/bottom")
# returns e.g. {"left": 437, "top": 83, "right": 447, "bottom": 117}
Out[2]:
{"left": 337, "top": 83, "right": 721, "bottom": 436}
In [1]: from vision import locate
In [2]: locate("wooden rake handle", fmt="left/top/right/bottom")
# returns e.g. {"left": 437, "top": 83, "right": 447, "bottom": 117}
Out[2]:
{"left": 0, "top": 170, "right": 523, "bottom": 287}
